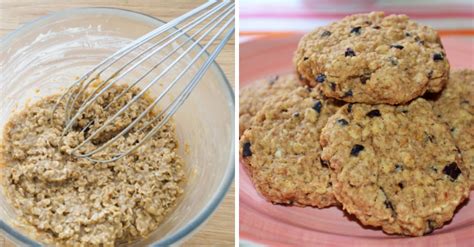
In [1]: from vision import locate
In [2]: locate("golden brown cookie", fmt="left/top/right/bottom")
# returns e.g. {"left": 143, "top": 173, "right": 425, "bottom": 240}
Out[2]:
{"left": 295, "top": 12, "right": 449, "bottom": 104}
{"left": 240, "top": 86, "right": 341, "bottom": 207}
{"left": 431, "top": 69, "right": 474, "bottom": 189}
{"left": 320, "top": 98, "right": 470, "bottom": 236}
{"left": 239, "top": 74, "right": 301, "bottom": 136}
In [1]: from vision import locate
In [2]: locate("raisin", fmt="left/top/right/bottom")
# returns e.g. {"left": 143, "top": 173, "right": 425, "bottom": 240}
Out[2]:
{"left": 443, "top": 162, "right": 461, "bottom": 181}
{"left": 337, "top": 119, "right": 349, "bottom": 126}
{"left": 390, "top": 44, "right": 404, "bottom": 50}
{"left": 395, "top": 164, "right": 404, "bottom": 172}
{"left": 366, "top": 109, "right": 381, "bottom": 118}
{"left": 312, "top": 101, "right": 322, "bottom": 113}
{"left": 364, "top": 21, "right": 372, "bottom": 25}
{"left": 343, "top": 90, "right": 353, "bottom": 97}
{"left": 405, "top": 32, "right": 411, "bottom": 37}
{"left": 360, "top": 74, "right": 370, "bottom": 84}
{"left": 321, "top": 30, "right": 331, "bottom": 37}
{"left": 373, "top": 26, "right": 381, "bottom": 30}
{"left": 315, "top": 73, "right": 326, "bottom": 83}
{"left": 450, "top": 127, "right": 456, "bottom": 132}
{"left": 433, "top": 53, "right": 444, "bottom": 61}
{"left": 350, "top": 144, "right": 364, "bottom": 156}
{"left": 398, "top": 182, "right": 404, "bottom": 189}
{"left": 425, "top": 220, "right": 436, "bottom": 235}
{"left": 345, "top": 48, "right": 356, "bottom": 57}
{"left": 320, "top": 158, "right": 329, "bottom": 168}
{"left": 242, "top": 142, "right": 252, "bottom": 157}
{"left": 350, "top": 26, "right": 362, "bottom": 35}
{"left": 303, "top": 56, "right": 309, "bottom": 61}
{"left": 347, "top": 104, "right": 353, "bottom": 113}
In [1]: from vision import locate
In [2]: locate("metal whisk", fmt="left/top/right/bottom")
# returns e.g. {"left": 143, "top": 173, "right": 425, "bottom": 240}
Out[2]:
{"left": 52, "top": 0, "right": 235, "bottom": 162}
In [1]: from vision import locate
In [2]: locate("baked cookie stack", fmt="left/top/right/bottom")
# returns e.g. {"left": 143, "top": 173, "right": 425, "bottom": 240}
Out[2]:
{"left": 240, "top": 12, "right": 473, "bottom": 236}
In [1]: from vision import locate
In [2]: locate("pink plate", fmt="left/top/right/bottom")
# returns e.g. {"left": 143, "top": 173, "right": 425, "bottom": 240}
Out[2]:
{"left": 239, "top": 35, "right": 474, "bottom": 247}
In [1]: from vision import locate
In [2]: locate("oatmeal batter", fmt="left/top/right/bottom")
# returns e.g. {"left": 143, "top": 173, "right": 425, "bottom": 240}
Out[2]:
{"left": 0, "top": 85, "right": 185, "bottom": 246}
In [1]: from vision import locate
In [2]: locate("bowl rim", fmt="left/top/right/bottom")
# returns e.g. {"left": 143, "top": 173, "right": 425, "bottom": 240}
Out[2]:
{"left": 0, "top": 7, "right": 235, "bottom": 246}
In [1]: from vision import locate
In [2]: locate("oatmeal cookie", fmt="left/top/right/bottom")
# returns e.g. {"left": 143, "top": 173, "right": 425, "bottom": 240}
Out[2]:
{"left": 320, "top": 98, "right": 470, "bottom": 236}
{"left": 239, "top": 74, "right": 302, "bottom": 136}
{"left": 240, "top": 86, "right": 341, "bottom": 207}
{"left": 431, "top": 69, "right": 474, "bottom": 189}
{"left": 295, "top": 12, "right": 449, "bottom": 104}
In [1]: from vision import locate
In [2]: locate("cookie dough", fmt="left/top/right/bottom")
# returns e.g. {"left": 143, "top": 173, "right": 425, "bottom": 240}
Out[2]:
{"left": 295, "top": 12, "right": 449, "bottom": 104}
{"left": 0, "top": 85, "right": 185, "bottom": 246}
{"left": 431, "top": 69, "right": 474, "bottom": 189}
{"left": 240, "top": 86, "right": 341, "bottom": 207}
{"left": 239, "top": 74, "right": 301, "bottom": 136}
{"left": 320, "top": 98, "right": 469, "bottom": 236}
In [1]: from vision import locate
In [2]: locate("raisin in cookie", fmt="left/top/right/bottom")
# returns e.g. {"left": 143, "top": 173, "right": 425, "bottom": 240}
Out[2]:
{"left": 240, "top": 86, "right": 341, "bottom": 207}
{"left": 239, "top": 74, "right": 302, "bottom": 136}
{"left": 295, "top": 12, "right": 449, "bottom": 104}
{"left": 320, "top": 98, "right": 469, "bottom": 236}
{"left": 431, "top": 69, "right": 474, "bottom": 189}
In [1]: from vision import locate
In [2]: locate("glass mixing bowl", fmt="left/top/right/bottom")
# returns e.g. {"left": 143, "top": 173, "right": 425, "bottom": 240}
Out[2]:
{"left": 0, "top": 7, "right": 234, "bottom": 246}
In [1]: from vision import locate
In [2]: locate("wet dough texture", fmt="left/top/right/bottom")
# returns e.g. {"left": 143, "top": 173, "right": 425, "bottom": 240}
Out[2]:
{"left": 1, "top": 85, "right": 185, "bottom": 246}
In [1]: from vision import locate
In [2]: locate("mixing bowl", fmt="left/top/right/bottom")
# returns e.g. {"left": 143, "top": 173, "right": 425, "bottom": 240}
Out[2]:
{"left": 0, "top": 7, "right": 234, "bottom": 246}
